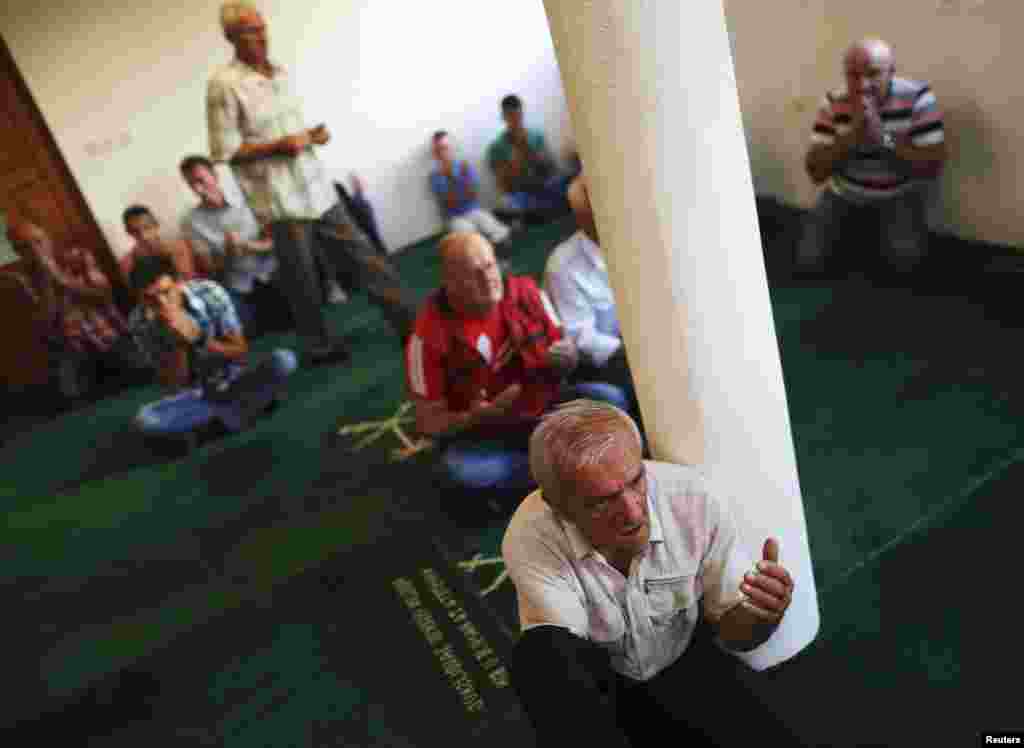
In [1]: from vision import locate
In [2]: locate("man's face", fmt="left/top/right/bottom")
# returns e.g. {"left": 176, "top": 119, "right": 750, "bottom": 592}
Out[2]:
{"left": 125, "top": 214, "right": 162, "bottom": 250}
{"left": 503, "top": 106, "right": 524, "bottom": 132}
{"left": 141, "top": 274, "right": 184, "bottom": 319}
{"left": 844, "top": 43, "right": 893, "bottom": 104}
{"left": 185, "top": 165, "right": 226, "bottom": 208}
{"left": 230, "top": 10, "right": 268, "bottom": 67}
{"left": 433, "top": 135, "right": 453, "bottom": 163}
{"left": 443, "top": 236, "right": 504, "bottom": 315}
{"left": 564, "top": 435, "right": 650, "bottom": 559}
{"left": 8, "top": 222, "right": 53, "bottom": 264}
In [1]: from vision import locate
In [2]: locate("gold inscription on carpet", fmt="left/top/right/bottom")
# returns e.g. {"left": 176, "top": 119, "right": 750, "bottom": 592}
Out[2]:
{"left": 393, "top": 570, "right": 509, "bottom": 715}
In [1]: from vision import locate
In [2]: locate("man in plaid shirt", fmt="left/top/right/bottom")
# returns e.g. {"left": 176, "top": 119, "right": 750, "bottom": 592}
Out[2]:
{"left": 129, "top": 254, "right": 296, "bottom": 439}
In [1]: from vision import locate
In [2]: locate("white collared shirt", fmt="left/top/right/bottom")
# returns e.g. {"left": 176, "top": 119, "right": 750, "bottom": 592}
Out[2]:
{"left": 502, "top": 461, "right": 751, "bottom": 681}
{"left": 207, "top": 59, "right": 337, "bottom": 222}
{"left": 543, "top": 230, "right": 621, "bottom": 367}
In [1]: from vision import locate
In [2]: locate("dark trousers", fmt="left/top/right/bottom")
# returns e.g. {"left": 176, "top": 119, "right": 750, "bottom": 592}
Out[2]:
{"left": 510, "top": 620, "right": 802, "bottom": 747}
{"left": 269, "top": 203, "right": 416, "bottom": 354}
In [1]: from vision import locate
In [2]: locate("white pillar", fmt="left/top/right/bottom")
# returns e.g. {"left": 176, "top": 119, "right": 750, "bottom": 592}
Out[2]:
{"left": 543, "top": 0, "right": 819, "bottom": 670}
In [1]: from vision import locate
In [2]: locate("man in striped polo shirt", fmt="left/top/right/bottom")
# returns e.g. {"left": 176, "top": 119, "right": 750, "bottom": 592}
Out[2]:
{"left": 798, "top": 38, "right": 946, "bottom": 275}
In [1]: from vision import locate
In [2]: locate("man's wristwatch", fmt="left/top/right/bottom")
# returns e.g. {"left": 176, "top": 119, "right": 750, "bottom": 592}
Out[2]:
{"left": 881, "top": 131, "right": 896, "bottom": 150}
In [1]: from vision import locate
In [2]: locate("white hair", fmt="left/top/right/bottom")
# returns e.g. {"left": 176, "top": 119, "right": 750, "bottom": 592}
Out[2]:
{"left": 529, "top": 399, "right": 642, "bottom": 516}
{"left": 220, "top": 1, "right": 261, "bottom": 33}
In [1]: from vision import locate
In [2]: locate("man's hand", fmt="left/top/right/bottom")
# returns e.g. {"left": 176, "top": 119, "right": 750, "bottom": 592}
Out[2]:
{"left": 546, "top": 338, "right": 578, "bottom": 372}
{"left": 224, "top": 231, "right": 242, "bottom": 258}
{"left": 159, "top": 305, "right": 202, "bottom": 345}
{"left": 468, "top": 384, "right": 523, "bottom": 423}
{"left": 310, "top": 123, "right": 331, "bottom": 146}
{"left": 279, "top": 131, "right": 313, "bottom": 157}
{"left": 739, "top": 538, "right": 794, "bottom": 624}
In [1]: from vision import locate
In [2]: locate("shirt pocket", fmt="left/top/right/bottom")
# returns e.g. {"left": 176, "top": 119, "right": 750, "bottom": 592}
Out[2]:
{"left": 587, "top": 601, "right": 626, "bottom": 657}
{"left": 645, "top": 573, "right": 697, "bottom": 627}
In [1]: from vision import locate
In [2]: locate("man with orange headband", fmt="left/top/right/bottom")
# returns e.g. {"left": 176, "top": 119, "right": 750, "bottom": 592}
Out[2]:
{"left": 798, "top": 38, "right": 946, "bottom": 277}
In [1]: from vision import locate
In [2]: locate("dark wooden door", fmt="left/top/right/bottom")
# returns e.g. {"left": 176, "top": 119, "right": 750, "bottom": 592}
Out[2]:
{"left": 0, "top": 34, "right": 117, "bottom": 388}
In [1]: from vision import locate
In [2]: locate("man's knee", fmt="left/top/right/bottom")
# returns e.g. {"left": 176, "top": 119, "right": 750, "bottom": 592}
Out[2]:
{"left": 573, "top": 381, "right": 630, "bottom": 412}
{"left": 441, "top": 445, "right": 528, "bottom": 491}
{"left": 269, "top": 348, "right": 299, "bottom": 378}
{"left": 134, "top": 405, "right": 161, "bottom": 435}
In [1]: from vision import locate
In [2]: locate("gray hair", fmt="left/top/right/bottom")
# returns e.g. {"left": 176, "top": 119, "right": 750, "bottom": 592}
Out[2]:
{"left": 220, "top": 1, "right": 261, "bottom": 33}
{"left": 529, "top": 399, "right": 642, "bottom": 516}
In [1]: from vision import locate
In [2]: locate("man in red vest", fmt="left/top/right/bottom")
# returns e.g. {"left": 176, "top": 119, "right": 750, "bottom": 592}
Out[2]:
{"left": 404, "top": 230, "right": 628, "bottom": 505}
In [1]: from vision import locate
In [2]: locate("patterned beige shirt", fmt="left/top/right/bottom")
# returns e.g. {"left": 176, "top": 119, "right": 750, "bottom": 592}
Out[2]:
{"left": 502, "top": 461, "right": 752, "bottom": 681}
{"left": 207, "top": 59, "right": 337, "bottom": 222}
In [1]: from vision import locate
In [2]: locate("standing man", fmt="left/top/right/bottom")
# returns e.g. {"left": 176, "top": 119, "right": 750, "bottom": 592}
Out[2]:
{"left": 207, "top": 2, "right": 416, "bottom": 366}
{"left": 797, "top": 38, "right": 946, "bottom": 277}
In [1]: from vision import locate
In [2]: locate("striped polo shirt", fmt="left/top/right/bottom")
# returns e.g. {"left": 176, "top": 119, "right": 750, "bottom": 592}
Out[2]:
{"left": 810, "top": 76, "right": 944, "bottom": 202}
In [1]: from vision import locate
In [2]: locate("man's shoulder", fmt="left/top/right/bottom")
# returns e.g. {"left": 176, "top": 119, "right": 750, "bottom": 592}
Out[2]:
{"left": 891, "top": 76, "right": 932, "bottom": 100}
{"left": 646, "top": 460, "right": 714, "bottom": 500}
{"left": 487, "top": 132, "right": 510, "bottom": 159}
{"left": 546, "top": 231, "right": 585, "bottom": 275}
{"left": 208, "top": 60, "right": 245, "bottom": 88}
{"left": 505, "top": 274, "right": 544, "bottom": 302}
{"left": 503, "top": 491, "right": 566, "bottom": 554}
{"left": 409, "top": 290, "right": 449, "bottom": 342}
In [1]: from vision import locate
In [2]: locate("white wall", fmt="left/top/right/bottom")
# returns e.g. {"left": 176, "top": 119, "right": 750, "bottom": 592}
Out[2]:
{"left": 0, "top": 1, "right": 575, "bottom": 257}
{"left": 724, "top": 0, "right": 1021, "bottom": 247}
{"left": 5, "top": 1, "right": 1023, "bottom": 254}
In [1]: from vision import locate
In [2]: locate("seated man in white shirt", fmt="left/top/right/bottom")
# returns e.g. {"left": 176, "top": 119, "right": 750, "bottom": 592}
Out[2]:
{"left": 502, "top": 400, "right": 798, "bottom": 747}
{"left": 544, "top": 173, "right": 636, "bottom": 413}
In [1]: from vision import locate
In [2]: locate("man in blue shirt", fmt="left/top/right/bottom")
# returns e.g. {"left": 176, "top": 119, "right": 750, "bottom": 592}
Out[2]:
{"left": 486, "top": 95, "right": 573, "bottom": 223}
{"left": 429, "top": 130, "right": 511, "bottom": 246}
{"left": 129, "top": 254, "right": 296, "bottom": 441}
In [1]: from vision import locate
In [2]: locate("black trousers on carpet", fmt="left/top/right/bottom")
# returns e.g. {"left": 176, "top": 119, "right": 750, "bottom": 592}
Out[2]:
{"left": 269, "top": 202, "right": 416, "bottom": 356}
{"left": 509, "top": 618, "right": 803, "bottom": 747}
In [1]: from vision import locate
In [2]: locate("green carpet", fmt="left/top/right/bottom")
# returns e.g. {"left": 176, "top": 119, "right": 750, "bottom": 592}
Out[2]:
{"left": 3, "top": 211, "right": 1018, "bottom": 745}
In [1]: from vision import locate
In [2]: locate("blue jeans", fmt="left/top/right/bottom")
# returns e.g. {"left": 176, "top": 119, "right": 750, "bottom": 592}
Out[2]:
{"left": 226, "top": 288, "right": 256, "bottom": 330}
{"left": 134, "top": 349, "right": 297, "bottom": 437}
{"left": 500, "top": 174, "right": 573, "bottom": 215}
{"left": 441, "top": 381, "right": 630, "bottom": 493}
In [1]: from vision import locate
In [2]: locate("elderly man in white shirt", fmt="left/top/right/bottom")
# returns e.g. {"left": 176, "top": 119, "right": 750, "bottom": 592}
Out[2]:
{"left": 502, "top": 400, "right": 798, "bottom": 747}
{"left": 544, "top": 174, "right": 636, "bottom": 413}
{"left": 207, "top": 2, "right": 416, "bottom": 366}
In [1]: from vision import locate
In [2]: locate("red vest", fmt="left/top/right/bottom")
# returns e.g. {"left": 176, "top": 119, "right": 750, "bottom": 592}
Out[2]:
{"left": 427, "top": 275, "right": 562, "bottom": 424}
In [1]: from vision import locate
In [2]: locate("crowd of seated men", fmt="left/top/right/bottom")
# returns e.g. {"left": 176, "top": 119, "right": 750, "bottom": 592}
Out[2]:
{"left": 2, "top": 0, "right": 583, "bottom": 447}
